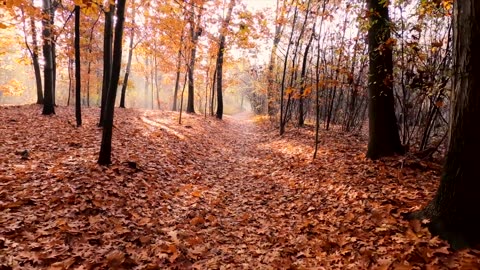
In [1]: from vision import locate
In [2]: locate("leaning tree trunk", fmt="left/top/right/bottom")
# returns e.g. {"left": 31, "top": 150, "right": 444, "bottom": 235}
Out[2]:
{"left": 30, "top": 17, "right": 44, "bottom": 104}
{"left": 172, "top": 33, "right": 184, "bottom": 111}
{"left": 41, "top": 0, "right": 55, "bottom": 115}
{"left": 365, "top": 0, "right": 403, "bottom": 159}
{"left": 74, "top": 5, "right": 82, "bottom": 126}
{"left": 98, "top": 0, "right": 127, "bottom": 165}
{"left": 215, "top": 0, "right": 235, "bottom": 120}
{"left": 21, "top": 3, "right": 44, "bottom": 104}
{"left": 119, "top": 2, "right": 135, "bottom": 108}
{"left": 119, "top": 26, "right": 134, "bottom": 108}
{"left": 99, "top": 4, "right": 114, "bottom": 127}
{"left": 410, "top": 0, "right": 480, "bottom": 250}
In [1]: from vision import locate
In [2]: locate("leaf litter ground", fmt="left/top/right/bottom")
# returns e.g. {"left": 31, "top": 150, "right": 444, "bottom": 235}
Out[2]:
{"left": 0, "top": 105, "right": 479, "bottom": 269}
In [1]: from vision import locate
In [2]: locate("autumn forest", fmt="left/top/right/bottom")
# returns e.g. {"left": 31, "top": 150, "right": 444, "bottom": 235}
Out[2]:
{"left": 1, "top": 0, "right": 480, "bottom": 268}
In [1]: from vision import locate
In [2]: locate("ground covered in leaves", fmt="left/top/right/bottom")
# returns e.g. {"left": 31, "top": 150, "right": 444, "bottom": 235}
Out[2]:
{"left": 1, "top": 105, "right": 479, "bottom": 269}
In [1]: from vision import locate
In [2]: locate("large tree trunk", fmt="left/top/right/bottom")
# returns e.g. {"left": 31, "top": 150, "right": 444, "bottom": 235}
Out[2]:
{"left": 186, "top": 2, "right": 203, "bottom": 114}
{"left": 41, "top": 0, "right": 55, "bottom": 115}
{"left": 98, "top": 0, "right": 127, "bottom": 165}
{"left": 410, "top": 0, "right": 480, "bottom": 250}
{"left": 99, "top": 4, "right": 114, "bottom": 127}
{"left": 365, "top": 0, "right": 403, "bottom": 159}
{"left": 74, "top": 5, "right": 82, "bottom": 126}
{"left": 215, "top": 0, "right": 235, "bottom": 120}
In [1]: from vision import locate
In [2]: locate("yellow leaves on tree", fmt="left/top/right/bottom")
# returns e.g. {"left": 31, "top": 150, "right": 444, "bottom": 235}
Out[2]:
{"left": 0, "top": 79, "right": 25, "bottom": 96}
{"left": 74, "top": 0, "right": 101, "bottom": 16}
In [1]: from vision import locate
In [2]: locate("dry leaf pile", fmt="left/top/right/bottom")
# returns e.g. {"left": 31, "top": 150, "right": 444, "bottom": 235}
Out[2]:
{"left": 0, "top": 105, "right": 479, "bottom": 269}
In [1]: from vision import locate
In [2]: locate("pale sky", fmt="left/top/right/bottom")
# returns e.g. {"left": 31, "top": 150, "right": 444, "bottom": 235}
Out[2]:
{"left": 244, "top": 0, "right": 276, "bottom": 11}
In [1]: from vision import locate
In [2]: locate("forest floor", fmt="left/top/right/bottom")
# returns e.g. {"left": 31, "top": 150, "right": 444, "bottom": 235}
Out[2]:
{"left": 1, "top": 105, "right": 479, "bottom": 269}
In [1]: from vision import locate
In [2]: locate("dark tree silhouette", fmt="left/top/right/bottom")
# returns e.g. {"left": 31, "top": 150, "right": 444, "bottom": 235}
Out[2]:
{"left": 410, "top": 0, "right": 480, "bottom": 250}
{"left": 186, "top": 1, "right": 203, "bottom": 114}
{"left": 98, "top": 0, "right": 127, "bottom": 165}
{"left": 119, "top": 1, "right": 136, "bottom": 109}
{"left": 215, "top": 0, "right": 235, "bottom": 120}
{"left": 74, "top": 5, "right": 81, "bottom": 127}
{"left": 365, "top": 0, "right": 403, "bottom": 159}
{"left": 99, "top": 3, "right": 114, "bottom": 127}
{"left": 41, "top": 0, "right": 55, "bottom": 115}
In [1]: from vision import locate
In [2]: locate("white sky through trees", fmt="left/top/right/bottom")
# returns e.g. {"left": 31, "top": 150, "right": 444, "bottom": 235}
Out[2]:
{"left": 244, "top": 0, "right": 276, "bottom": 11}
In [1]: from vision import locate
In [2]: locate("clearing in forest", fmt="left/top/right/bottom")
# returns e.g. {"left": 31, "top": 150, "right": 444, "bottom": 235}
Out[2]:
{"left": 0, "top": 105, "right": 478, "bottom": 269}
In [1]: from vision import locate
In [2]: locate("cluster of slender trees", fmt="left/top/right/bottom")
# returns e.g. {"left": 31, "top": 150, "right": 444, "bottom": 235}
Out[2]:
{"left": 248, "top": 0, "right": 450, "bottom": 160}
{"left": 244, "top": 0, "right": 478, "bottom": 249}
{"left": 9, "top": 0, "right": 242, "bottom": 164}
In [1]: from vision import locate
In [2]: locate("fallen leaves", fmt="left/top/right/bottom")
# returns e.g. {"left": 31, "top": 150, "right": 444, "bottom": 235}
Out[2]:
{"left": 0, "top": 105, "right": 478, "bottom": 268}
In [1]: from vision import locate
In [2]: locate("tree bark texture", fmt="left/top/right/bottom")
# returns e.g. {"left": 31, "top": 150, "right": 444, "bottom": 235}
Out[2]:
{"left": 412, "top": 0, "right": 480, "bottom": 250}
{"left": 98, "top": 0, "right": 127, "bottom": 165}
{"left": 99, "top": 4, "right": 114, "bottom": 126}
{"left": 215, "top": 0, "right": 235, "bottom": 120}
{"left": 74, "top": 5, "right": 82, "bottom": 126}
{"left": 186, "top": 2, "right": 203, "bottom": 114}
{"left": 366, "top": 0, "right": 403, "bottom": 159}
{"left": 41, "top": 0, "right": 55, "bottom": 115}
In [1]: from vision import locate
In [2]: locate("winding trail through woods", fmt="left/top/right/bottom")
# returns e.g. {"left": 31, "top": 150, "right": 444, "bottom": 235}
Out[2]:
{"left": 139, "top": 109, "right": 363, "bottom": 268}
{"left": 141, "top": 110, "right": 309, "bottom": 267}
{"left": 1, "top": 105, "right": 463, "bottom": 269}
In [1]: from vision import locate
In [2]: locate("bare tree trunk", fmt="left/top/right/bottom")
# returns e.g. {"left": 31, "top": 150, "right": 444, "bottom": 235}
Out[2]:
{"left": 172, "top": 33, "right": 184, "bottom": 111}
{"left": 186, "top": 1, "right": 204, "bottom": 114}
{"left": 279, "top": 6, "right": 298, "bottom": 135}
{"left": 119, "top": 2, "right": 136, "bottom": 108}
{"left": 98, "top": 0, "right": 127, "bottom": 165}
{"left": 74, "top": 5, "right": 82, "bottom": 126}
{"left": 266, "top": 0, "right": 287, "bottom": 116}
{"left": 298, "top": 22, "right": 315, "bottom": 127}
{"left": 85, "top": 13, "right": 101, "bottom": 108}
{"left": 99, "top": 4, "right": 115, "bottom": 126}
{"left": 210, "top": 65, "right": 217, "bottom": 116}
{"left": 215, "top": 0, "right": 235, "bottom": 120}
{"left": 67, "top": 58, "right": 72, "bottom": 106}
{"left": 410, "top": 0, "right": 480, "bottom": 250}
{"left": 179, "top": 72, "right": 188, "bottom": 124}
{"left": 21, "top": 10, "right": 44, "bottom": 105}
{"left": 41, "top": 0, "right": 55, "bottom": 115}
{"left": 366, "top": 0, "right": 403, "bottom": 159}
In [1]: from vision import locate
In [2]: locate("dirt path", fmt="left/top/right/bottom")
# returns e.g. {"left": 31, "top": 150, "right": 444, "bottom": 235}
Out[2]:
{"left": 137, "top": 110, "right": 338, "bottom": 268}
{"left": 140, "top": 111, "right": 298, "bottom": 267}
